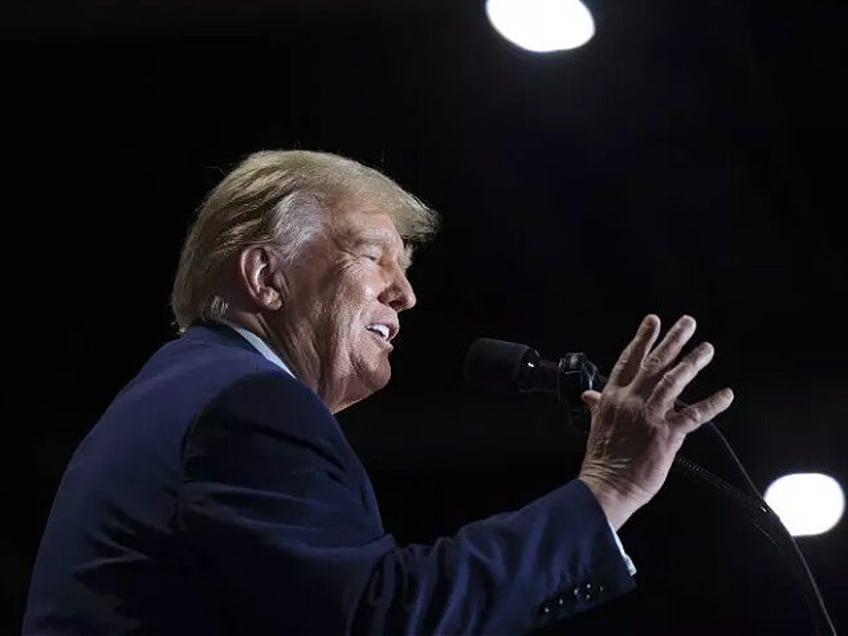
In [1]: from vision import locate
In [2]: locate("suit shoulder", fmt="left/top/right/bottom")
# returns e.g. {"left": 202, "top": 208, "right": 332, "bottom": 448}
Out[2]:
{"left": 206, "top": 370, "right": 328, "bottom": 420}
{"left": 192, "top": 370, "right": 342, "bottom": 447}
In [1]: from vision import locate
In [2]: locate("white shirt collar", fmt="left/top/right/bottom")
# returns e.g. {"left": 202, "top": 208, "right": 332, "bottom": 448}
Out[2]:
{"left": 215, "top": 319, "right": 295, "bottom": 379}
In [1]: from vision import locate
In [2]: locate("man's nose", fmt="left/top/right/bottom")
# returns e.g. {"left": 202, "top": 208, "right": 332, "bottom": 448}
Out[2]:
{"left": 381, "top": 267, "right": 416, "bottom": 312}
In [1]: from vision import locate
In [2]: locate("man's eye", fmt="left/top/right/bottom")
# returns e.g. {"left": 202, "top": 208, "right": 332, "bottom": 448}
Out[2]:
{"left": 362, "top": 253, "right": 380, "bottom": 263}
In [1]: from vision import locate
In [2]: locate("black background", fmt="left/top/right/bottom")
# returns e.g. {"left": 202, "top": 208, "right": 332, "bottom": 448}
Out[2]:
{"left": 4, "top": 0, "right": 847, "bottom": 634}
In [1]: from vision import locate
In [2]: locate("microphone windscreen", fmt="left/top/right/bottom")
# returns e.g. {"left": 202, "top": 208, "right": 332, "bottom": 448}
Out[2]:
{"left": 464, "top": 338, "right": 531, "bottom": 394}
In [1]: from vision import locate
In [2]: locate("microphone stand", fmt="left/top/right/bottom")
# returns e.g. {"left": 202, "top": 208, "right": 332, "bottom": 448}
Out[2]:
{"left": 558, "top": 353, "right": 838, "bottom": 636}
{"left": 671, "top": 438, "right": 836, "bottom": 636}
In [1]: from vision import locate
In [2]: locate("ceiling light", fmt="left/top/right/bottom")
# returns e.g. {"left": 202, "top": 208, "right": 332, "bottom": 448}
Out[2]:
{"left": 485, "top": 0, "right": 596, "bottom": 53}
{"left": 764, "top": 473, "right": 844, "bottom": 537}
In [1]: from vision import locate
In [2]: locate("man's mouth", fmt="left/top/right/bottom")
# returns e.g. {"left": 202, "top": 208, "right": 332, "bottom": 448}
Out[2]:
{"left": 365, "top": 322, "right": 398, "bottom": 343}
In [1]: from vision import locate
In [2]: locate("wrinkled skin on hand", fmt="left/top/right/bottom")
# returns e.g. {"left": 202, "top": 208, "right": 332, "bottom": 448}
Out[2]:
{"left": 578, "top": 314, "right": 735, "bottom": 529}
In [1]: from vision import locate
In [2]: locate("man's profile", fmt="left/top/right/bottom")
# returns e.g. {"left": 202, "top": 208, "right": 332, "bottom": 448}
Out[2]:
{"left": 23, "top": 149, "right": 733, "bottom": 634}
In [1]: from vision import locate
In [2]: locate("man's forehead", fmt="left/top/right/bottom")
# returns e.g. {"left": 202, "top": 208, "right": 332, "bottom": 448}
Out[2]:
{"left": 331, "top": 209, "right": 400, "bottom": 239}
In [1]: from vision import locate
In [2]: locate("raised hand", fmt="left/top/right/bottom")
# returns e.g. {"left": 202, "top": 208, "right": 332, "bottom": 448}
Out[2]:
{"left": 578, "top": 314, "right": 734, "bottom": 529}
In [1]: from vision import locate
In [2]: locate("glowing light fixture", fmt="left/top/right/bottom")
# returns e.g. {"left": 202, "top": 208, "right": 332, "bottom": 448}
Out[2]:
{"left": 485, "top": 0, "right": 596, "bottom": 53}
{"left": 764, "top": 473, "right": 844, "bottom": 537}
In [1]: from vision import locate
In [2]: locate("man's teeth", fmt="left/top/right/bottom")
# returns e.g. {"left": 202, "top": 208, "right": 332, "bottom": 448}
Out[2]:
{"left": 367, "top": 324, "right": 390, "bottom": 340}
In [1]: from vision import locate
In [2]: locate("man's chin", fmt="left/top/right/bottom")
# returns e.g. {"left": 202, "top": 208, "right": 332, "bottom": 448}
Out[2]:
{"left": 364, "top": 362, "right": 391, "bottom": 393}
{"left": 331, "top": 363, "right": 391, "bottom": 413}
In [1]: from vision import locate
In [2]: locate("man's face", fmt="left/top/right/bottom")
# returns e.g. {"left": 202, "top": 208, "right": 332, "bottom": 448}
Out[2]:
{"left": 272, "top": 198, "right": 416, "bottom": 412}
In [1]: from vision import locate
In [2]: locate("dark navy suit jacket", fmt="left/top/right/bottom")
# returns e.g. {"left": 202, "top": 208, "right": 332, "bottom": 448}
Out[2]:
{"left": 24, "top": 323, "right": 635, "bottom": 634}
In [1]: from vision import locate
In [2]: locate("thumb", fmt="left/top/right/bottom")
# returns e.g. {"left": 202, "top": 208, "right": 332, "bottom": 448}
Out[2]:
{"left": 581, "top": 390, "right": 601, "bottom": 413}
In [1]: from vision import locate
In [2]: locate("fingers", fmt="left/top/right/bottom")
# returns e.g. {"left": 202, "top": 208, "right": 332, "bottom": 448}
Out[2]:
{"left": 632, "top": 315, "right": 697, "bottom": 395}
{"left": 668, "top": 387, "right": 735, "bottom": 434}
{"left": 603, "top": 314, "right": 733, "bottom": 435}
{"left": 607, "top": 314, "right": 661, "bottom": 387}
{"left": 647, "top": 341, "right": 715, "bottom": 413}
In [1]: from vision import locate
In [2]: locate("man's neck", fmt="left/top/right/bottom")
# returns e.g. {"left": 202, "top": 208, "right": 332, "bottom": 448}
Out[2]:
{"left": 214, "top": 317, "right": 295, "bottom": 379}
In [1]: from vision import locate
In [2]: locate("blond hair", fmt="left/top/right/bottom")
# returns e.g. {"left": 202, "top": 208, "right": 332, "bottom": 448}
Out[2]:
{"left": 170, "top": 149, "right": 439, "bottom": 332}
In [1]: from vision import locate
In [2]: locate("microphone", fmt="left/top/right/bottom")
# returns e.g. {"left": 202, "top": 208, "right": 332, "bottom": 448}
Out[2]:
{"left": 463, "top": 337, "right": 605, "bottom": 406}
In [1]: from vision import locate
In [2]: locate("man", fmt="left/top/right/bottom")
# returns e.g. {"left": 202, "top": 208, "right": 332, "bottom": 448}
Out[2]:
{"left": 24, "top": 150, "right": 734, "bottom": 634}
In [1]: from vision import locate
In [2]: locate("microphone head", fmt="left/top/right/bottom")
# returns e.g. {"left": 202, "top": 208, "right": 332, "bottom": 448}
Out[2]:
{"left": 464, "top": 338, "right": 535, "bottom": 394}
{"left": 464, "top": 337, "right": 606, "bottom": 406}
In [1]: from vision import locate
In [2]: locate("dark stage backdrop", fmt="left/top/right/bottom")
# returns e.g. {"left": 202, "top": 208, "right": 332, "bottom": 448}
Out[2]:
{"left": 4, "top": 1, "right": 846, "bottom": 634}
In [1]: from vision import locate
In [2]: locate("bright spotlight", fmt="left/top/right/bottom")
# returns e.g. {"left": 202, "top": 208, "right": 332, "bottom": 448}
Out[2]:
{"left": 764, "top": 473, "right": 844, "bottom": 537}
{"left": 485, "top": 0, "right": 596, "bottom": 53}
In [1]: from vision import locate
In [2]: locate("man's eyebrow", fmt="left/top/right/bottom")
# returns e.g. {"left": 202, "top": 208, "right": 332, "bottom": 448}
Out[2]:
{"left": 351, "top": 233, "right": 413, "bottom": 271}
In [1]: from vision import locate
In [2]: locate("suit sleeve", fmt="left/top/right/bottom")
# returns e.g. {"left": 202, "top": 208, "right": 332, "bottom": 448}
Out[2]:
{"left": 178, "top": 372, "right": 636, "bottom": 635}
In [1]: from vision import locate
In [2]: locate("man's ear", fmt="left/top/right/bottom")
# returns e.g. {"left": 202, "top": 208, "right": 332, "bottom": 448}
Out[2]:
{"left": 237, "top": 245, "right": 285, "bottom": 311}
